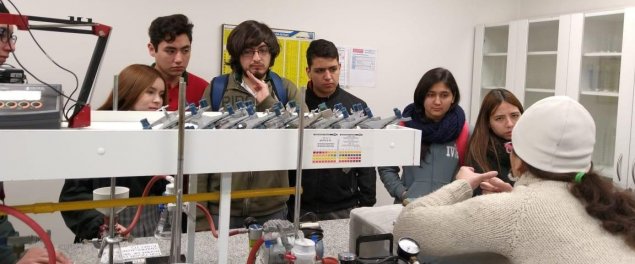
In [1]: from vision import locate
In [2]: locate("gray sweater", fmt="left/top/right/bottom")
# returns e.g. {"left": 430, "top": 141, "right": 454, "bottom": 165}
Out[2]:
{"left": 379, "top": 141, "right": 459, "bottom": 203}
{"left": 394, "top": 174, "right": 635, "bottom": 263}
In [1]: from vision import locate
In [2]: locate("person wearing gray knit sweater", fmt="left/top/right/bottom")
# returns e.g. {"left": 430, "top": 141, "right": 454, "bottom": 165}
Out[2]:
{"left": 394, "top": 96, "right": 635, "bottom": 263}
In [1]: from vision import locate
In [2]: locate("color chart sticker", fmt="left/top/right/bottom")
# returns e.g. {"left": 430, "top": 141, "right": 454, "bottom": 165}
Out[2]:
{"left": 312, "top": 132, "right": 339, "bottom": 163}
{"left": 310, "top": 132, "right": 364, "bottom": 164}
{"left": 338, "top": 133, "right": 363, "bottom": 163}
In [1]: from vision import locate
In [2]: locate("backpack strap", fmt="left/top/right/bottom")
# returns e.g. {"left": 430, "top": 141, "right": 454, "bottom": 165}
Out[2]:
{"left": 210, "top": 74, "right": 230, "bottom": 111}
{"left": 268, "top": 71, "right": 287, "bottom": 105}
{"left": 211, "top": 72, "right": 287, "bottom": 111}
{"left": 456, "top": 121, "right": 469, "bottom": 166}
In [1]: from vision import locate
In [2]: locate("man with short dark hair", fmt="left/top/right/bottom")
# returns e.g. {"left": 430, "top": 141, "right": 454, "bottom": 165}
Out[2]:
{"left": 289, "top": 39, "right": 376, "bottom": 220}
{"left": 147, "top": 14, "right": 208, "bottom": 110}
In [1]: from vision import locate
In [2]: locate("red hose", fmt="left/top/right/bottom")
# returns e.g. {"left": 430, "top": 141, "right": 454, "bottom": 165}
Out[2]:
{"left": 195, "top": 202, "right": 246, "bottom": 238}
{"left": 246, "top": 237, "right": 264, "bottom": 264}
{"left": 0, "top": 205, "right": 56, "bottom": 264}
{"left": 120, "top": 175, "right": 167, "bottom": 236}
{"left": 121, "top": 175, "right": 247, "bottom": 238}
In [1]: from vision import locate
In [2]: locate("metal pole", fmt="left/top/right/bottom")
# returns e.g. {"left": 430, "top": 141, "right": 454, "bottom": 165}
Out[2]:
{"left": 108, "top": 74, "right": 119, "bottom": 264}
{"left": 186, "top": 174, "right": 197, "bottom": 262}
{"left": 112, "top": 75, "right": 118, "bottom": 111}
{"left": 293, "top": 89, "right": 306, "bottom": 232}
{"left": 108, "top": 177, "right": 115, "bottom": 264}
{"left": 170, "top": 77, "right": 186, "bottom": 263}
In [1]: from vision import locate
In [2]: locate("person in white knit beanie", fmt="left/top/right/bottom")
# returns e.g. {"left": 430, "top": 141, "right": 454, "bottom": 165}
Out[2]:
{"left": 394, "top": 96, "right": 635, "bottom": 264}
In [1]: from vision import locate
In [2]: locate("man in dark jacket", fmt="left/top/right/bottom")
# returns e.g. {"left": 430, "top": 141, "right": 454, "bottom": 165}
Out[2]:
{"left": 289, "top": 39, "right": 376, "bottom": 220}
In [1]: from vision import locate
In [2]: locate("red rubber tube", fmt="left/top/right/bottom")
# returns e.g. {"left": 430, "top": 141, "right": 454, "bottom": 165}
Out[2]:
{"left": 120, "top": 175, "right": 167, "bottom": 236}
{"left": 246, "top": 237, "right": 264, "bottom": 264}
{"left": 0, "top": 204, "right": 56, "bottom": 264}
{"left": 195, "top": 202, "right": 246, "bottom": 238}
{"left": 122, "top": 175, "right": 247, "bottom": 238}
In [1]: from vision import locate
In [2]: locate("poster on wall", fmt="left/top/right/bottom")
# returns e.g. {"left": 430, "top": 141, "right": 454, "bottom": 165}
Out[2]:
{"left": 348, "top": 47, "right": 377, "bottom": 88}
{"left": 221, "top": 24, "right": 315, "bottom": 88}
{"left": 336, "top": 46, "right": 349, "bottom": 88}
{"left": 335, "top": 46, "right": 377, "bottom": 88}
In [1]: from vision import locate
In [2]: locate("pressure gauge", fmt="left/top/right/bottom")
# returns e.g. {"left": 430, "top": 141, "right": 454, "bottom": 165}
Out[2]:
{"left": 397, "top": 237, "right": 421, "bottom": 261}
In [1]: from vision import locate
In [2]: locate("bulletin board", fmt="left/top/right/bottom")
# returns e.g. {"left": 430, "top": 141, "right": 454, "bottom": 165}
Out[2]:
{"left": 221, "top": 24, "right": 316, "bottom": 88}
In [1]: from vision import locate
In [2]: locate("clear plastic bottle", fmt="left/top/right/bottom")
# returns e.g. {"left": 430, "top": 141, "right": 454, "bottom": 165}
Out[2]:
{"left": 154, "top": 183, "right": 174, "bottom": 239}
{"left": 260, "top": 226, "right": 285, "bottom": 264}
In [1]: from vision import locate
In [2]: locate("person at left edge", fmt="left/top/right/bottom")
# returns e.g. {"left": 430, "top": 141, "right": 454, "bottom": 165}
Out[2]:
{"left": 147, "top": 14, "right": 208, "bottom": 111}
{"left": 0, "top": 2, "right": 71, "bottom": 263}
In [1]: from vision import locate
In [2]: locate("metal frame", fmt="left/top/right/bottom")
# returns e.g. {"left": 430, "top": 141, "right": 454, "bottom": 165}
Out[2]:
{"left": 0, "top": 111, "right": 422, "bottom": 263}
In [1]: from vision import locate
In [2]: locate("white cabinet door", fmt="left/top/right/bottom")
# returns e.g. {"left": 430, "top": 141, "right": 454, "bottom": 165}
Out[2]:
{"left": 623, "top": 9, "right": 635, "bottom": 189}
{"left": 470, "top": 23, "right": 519, "bottom": 125}
{"left": 568, "top": 9, "right": 635, "bottom": 187}
{"left": 517, "top": 17, "right": 566, "bottom": 108}
{"left": 471, "top": 17, "right": 569, "bottom": 124}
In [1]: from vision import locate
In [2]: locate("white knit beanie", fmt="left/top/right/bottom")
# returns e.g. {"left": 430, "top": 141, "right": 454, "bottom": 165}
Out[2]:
{"left": 511, "top": 96, "right": 595, "bottom": 173}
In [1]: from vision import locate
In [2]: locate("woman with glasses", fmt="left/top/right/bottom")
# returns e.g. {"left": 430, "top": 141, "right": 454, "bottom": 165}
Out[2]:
{"left": 465, "top": 89, "right": 523, "bottom": 195}
{"left": 59, "top": 64, "right": 169, "bottom": 242}
{"left": 394, "top": 96, "right": 635, "bottom": 263}
{"left": 379, "top": 67, "right": 467, "bottom": 205}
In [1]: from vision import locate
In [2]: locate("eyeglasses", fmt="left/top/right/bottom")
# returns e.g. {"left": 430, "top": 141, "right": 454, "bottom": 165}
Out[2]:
{"left": 504, "top": 142, "right": 513, "bottom": 154}
{"left": 241, "top": 46, "right": 270, "bottom": 58}
{"left": 0, "top": 28, "right": 17, "bottom": 45}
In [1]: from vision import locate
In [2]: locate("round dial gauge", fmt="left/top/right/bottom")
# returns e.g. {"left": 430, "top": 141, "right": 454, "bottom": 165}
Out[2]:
{"left": 398, "top": 237, "right": 420, "bottom": 255}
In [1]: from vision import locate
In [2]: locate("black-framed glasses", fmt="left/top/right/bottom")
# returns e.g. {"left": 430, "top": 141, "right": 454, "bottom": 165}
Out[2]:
{"left": 504, "top": 142, "right": 513, "bottom": 154}
{"left": 241, "top": 46, "right": 270, "bottom": 58}
{"left": 0, "top": 27, "right": 17, "bottom": 45}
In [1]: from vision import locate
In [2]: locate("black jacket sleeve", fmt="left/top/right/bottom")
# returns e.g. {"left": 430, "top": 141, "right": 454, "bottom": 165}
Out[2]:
{"left": 0, "top": 215, "right": 18, "bottom": 264}
{"left": 356, "top": 167, "right": 377, "bottom": 207}
{"left": 59, "top": 179, "right": 103, "bottom": 242}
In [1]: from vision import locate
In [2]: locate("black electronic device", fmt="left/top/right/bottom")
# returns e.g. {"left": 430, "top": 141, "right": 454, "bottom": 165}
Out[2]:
{"left": 0, "top": 83, "right": 62, "bottom": 128}
{"left": 0, "top": 67, "right": 25, "bottom": 83}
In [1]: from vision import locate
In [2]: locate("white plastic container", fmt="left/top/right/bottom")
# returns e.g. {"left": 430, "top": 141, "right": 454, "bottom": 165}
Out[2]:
{"left": 292, "top": 238, "right": 316, "bottom": 264}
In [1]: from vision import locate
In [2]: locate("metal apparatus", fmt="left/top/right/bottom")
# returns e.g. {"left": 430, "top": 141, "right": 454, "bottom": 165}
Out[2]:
{"left": 0, "top": 12, "right": 111, "bottom": 128}
{"left": 142, "top": 99, "right": 408, "bottom": 132}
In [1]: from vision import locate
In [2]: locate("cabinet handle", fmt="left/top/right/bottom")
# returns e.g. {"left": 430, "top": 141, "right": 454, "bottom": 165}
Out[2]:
{"left": 616, "top": 154, "right": 622, "bottom": 181}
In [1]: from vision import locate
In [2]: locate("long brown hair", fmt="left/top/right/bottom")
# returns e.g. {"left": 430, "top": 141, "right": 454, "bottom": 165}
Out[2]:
{"left": 99, "top": 64, "right": 166, "bottom": 110}
{"left": 466, "top": 89, "right": 523, "bottom": 171}
{"left": 524, "top": 163, "right": 635, "bottom": 249}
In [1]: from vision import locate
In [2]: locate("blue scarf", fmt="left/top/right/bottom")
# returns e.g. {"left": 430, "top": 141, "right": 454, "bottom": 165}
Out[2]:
{"left": 403, "top": 103, "right": 465, "bottom": 144}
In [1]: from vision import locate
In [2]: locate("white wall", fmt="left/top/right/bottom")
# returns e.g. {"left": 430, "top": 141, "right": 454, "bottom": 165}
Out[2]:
{"left": 517, "top": 0, "right": 635, "bottom": 19}
{"left": 3, "top": 0, "right": 522, "bottom": 245}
